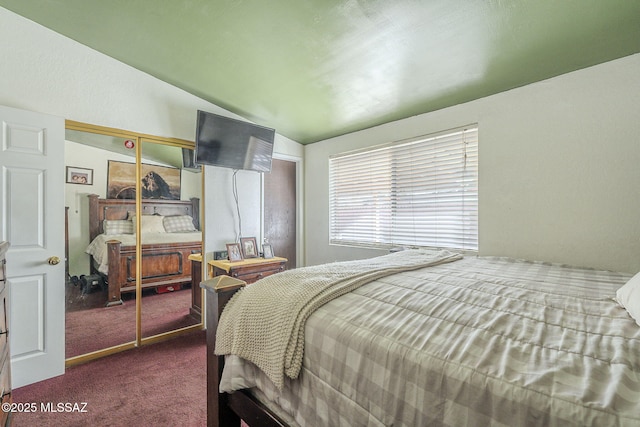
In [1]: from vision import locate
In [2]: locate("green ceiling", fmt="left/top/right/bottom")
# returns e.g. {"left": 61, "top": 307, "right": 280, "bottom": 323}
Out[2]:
{"left": 2, "top": 1, "right": 640, "bottom": 144}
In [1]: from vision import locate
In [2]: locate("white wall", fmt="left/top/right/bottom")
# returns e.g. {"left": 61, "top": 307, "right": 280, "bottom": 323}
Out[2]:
{"left": 0, "top": 7, "right": 303, "bottom": 265}
{"left": 306, "top": 54, "right": 640, "bottom": 273}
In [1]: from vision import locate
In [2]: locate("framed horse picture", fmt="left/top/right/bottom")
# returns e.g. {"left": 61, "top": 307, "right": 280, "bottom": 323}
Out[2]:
{"left": 107, "top": 160, "right": 181, "bottom": 200}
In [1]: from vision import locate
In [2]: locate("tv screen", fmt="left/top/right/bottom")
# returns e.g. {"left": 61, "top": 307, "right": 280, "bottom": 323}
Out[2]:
{"left": 195, "top": 110, "right": 275, "bottom": 173}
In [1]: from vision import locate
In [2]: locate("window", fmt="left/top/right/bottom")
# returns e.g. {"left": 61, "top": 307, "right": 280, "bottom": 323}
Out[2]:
{"left": 329, "top": 126, "right": 478, "bottom": 251}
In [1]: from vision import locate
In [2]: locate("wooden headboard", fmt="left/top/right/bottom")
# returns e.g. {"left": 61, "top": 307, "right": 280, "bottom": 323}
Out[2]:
{"left": 88, "top": 194, "right": 201, "bottom": 242}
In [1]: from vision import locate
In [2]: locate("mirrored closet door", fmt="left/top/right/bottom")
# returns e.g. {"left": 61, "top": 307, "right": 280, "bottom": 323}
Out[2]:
{"left": 64, "top": 122, "right": 203, "bottom": 363}
{"left": 139, "top": 139, "right": 202, "bottom": 340}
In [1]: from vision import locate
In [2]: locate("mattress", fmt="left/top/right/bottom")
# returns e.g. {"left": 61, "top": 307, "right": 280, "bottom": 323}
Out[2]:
{"left": 85, "top": 231, "right": 201, "bottom": 274}
{"left": 220, "top": 256, "right": 640, "bottom": 427}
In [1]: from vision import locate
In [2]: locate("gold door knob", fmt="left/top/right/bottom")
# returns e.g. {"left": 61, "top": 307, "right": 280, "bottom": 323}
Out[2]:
{"left": 47, "top": 256, "right": 61, "bottom": 265}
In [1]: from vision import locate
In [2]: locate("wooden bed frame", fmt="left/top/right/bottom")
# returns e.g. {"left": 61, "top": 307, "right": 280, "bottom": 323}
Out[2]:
{"left": 203, "top": 277, "right": 287, "bottom": 427}
{"left": 88, "top": 194, "right": 202, "bottom": 307}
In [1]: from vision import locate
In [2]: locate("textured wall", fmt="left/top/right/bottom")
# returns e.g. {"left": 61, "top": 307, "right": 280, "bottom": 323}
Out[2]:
{"left": 305, "top": 54, "right": 640, "bottom": 273}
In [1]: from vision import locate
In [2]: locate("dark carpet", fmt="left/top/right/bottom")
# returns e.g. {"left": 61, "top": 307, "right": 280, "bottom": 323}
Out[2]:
{"left": 12, "top": 329, "right": 207, "bottom": 427}
{"left": 66, "top": 283, "right": 199, "bottom": 357}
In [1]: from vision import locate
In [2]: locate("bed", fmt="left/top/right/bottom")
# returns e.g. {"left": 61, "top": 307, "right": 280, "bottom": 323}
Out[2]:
{"left": 86, "top": 194, "right": 202, "bottom": 306}
{"left": 203, "top": 249, "right": 640, "bottom": 427}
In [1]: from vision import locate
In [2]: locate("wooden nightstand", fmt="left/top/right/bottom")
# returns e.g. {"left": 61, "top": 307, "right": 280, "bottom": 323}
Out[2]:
{"left": 208, "top": 257, "right": 287, "bottom": 284}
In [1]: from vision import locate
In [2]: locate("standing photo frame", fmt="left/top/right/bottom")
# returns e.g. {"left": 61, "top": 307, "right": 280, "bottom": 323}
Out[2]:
{"left": 226, "top": 243, "right": 243, "bottom": 262}
{"left": 262, "top": 244, "right": 274, "bottom": 259}
{"left": 240, "top": 237, "right": 258, "bottom": 259}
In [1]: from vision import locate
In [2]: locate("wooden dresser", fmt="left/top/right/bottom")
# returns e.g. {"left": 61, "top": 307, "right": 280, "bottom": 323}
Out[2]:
{"left": 208, "top": 256, "right": 287, "bottom": 284}
{"left": 0, "top": 241, "right": 11, "bottom": 426}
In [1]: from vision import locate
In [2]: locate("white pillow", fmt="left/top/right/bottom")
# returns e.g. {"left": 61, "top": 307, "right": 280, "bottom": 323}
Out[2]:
{"left": 130, "top": 215, "right": 166, "bottom": 234}
{"left": 616, "top": 272, "right": 640, "bottom": 327}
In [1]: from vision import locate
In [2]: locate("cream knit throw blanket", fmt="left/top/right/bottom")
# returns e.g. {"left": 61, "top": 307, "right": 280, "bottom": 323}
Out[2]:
{"left": 215, "top": 249, "right": 463, "bottom": 389}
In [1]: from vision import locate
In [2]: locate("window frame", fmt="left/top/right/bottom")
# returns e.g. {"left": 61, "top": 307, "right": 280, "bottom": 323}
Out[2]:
{"left": 328, "top": 125, "right": 478, "bottom": 252}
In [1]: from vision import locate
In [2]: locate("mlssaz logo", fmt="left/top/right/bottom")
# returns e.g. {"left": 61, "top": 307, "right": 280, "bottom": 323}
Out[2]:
{"left": 40, "top": 402, "right": 88, "bottom": 413}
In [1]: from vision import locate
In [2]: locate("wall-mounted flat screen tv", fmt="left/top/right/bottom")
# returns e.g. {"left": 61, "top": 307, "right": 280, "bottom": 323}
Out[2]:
{"left": 195, "top": 110, "right": 275, "bottom": 173}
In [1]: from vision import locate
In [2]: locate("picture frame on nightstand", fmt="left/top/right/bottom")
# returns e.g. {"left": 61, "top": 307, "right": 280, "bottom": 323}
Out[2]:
{"left": 262, "top": 244, "right": 274, "bottom": 259}
{"left": 240, "top": 237, "right": 258, "bottom": 258}
{"left": 226, "top": 243, "right": 243, "bottom": 262}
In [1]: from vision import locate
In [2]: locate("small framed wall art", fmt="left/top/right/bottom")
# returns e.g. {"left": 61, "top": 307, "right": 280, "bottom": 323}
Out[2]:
{"left": 66, "top": 166, "right": 93, "bottom": 185}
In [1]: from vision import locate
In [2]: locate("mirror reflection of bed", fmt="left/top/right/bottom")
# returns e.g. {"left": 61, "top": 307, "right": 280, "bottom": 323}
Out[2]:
{"left": 64, "top": 126, "right": 203, "bottom": 360}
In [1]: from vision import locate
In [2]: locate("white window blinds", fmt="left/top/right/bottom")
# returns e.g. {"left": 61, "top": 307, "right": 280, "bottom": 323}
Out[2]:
{"left": 329, "top": 126, "right": 478, "bottom": 251}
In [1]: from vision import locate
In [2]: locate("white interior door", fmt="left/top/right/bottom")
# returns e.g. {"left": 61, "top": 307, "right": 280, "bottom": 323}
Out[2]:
{"left": 0, "top": 104, "right": 65, "bottom": 387}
